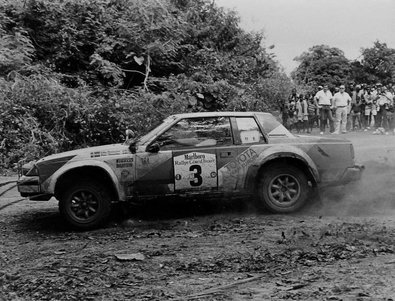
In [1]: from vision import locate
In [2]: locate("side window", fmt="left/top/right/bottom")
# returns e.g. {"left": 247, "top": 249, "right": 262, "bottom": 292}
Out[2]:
{"left": 155, "top": 117, "right": 233, "bottom": 150}
{"left": 256, "top": 114, "right": 293, "bottom": 137}
{"left": 235, "top": 117, "right": 265, "bottom": 144}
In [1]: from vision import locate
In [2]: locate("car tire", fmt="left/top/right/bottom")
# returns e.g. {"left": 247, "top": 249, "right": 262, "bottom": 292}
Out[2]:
{"left": 256, "top": 164, "right": 309, "bottom": 213}
{"left": 59, "top": 181, "right": 113, "bottom": 230}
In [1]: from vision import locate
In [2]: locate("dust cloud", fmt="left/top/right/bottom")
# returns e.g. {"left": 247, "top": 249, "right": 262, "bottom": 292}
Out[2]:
{"left": 304, "top": 160, "right": 395, "bottom": 217}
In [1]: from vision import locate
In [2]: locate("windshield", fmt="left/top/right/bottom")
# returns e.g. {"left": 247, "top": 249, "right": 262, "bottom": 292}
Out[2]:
{"left": 256, "top": 114, "right": 294, "bottom": 138}
{"left": 131, "top": 115, "right": 177, "bottom": 145}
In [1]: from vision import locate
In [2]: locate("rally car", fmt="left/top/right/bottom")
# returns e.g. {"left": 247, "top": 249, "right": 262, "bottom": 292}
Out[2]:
{"left": 18, "top": 112, "right": 363, "bottom": 229}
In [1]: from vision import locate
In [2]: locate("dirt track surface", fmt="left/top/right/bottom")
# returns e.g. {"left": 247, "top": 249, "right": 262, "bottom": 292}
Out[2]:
{"left": 1, "top": 131, "right": 395, "bottom": 300}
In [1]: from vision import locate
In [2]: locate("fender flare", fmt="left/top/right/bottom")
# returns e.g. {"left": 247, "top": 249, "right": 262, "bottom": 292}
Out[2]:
{"left": 247, "top": 145, "right": 320, "bottom": 187}
{"left": 44, "top": 160, "right": 122, "bottom": 201}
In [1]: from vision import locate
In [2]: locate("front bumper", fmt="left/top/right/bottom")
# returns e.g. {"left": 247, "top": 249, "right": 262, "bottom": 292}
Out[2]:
{"left": 17, "top": 176, "right": 52, "bottom": 201}
{"left": 17, "top": 176, "right": 50, "bottom": 199}
{"left": 17, "top": 176, "right": 40, "bottom": 196}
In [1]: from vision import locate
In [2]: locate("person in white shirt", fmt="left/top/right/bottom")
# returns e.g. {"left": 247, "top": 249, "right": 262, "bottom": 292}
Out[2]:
{"left": 314, "top": 85, "right": 334, "bottom": 134}
{"left": 332, "top": 85, "right": 352, "bottom": 134}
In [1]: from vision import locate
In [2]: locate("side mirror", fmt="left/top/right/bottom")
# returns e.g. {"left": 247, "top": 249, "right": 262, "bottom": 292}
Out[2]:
{"left": 146, "top": 142, "right": 160, "bottom": 153}
{"left": 128, "top": 142, "right": 137, "bottom": 154}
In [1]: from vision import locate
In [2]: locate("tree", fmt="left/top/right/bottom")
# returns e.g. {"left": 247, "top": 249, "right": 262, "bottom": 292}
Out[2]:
{"left": 360, "top": 41, "right": 395, "bottom": 85}
{"left": 0, "top": 0, "right": 293, "bottom": 168}
{"left": 292, "top": 45, "right": 351, "bottom": 91}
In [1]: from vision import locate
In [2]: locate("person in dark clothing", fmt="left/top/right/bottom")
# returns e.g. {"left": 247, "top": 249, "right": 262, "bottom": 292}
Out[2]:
{"left": 280, "top": 88, "right": 297, "bottom": 129}
{"left": 350, "top": 98, "right": 362, "bottom": 130}
{"left": 307, "top": 94, "right": 318, "bottom": 133}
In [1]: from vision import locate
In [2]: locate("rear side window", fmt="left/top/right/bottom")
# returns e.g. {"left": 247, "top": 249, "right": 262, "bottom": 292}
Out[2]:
{"left": 235, "top": 117, "right": 265, "bottom": 144}
{"left": 256, "top": 114, "right": 294, "bottom": 138}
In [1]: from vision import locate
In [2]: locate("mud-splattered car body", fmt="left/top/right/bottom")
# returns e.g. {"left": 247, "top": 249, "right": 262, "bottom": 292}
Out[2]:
{"left": 17, "top": 112, "right": 363, "bottom": 229}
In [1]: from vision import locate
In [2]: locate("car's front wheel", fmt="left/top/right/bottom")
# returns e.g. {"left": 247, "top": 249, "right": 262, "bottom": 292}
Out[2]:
{"left": 59, "top": 181, "right": 113, "bottom": 230}
{"left": 256, "top": 164, "right": 309, "bottom": 213}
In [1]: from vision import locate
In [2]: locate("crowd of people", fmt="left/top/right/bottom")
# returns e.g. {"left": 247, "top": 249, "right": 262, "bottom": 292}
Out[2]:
{"left": 280, "top": 83, "right": 395, "bottom": 135}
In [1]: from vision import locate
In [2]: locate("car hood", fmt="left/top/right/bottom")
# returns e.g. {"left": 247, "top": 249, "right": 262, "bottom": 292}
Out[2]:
{"left": 36, "top": 143, "right": 129, "bottom": 164}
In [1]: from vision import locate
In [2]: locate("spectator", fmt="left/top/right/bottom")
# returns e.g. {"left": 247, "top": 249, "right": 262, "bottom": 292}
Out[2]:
{"left": 301, "top": 94, "right": 309, "bottom": 132}
{"left": 279, "top": 100, "right": 289, "bottom": 129}
{"left": 332, "top": 84, "right": 351, "bottom": 134}
{"left": 281, "top": 88, "right": 297, "bottom": 129}
{"left": 314, "top": 84, "right": 334, "bottom": 134}
{"left": 371, "top": 98, "right": 378, "bottom": 128}
{"left": 295, "top": 94, "right": 308, "bottom": 133}
{"left": 358, "top": 84, "right": 367, "bottom": 128}
{"left": 348, "top": 85, "right": 358, "bottom": 130}
{"left": 350, "top": 97, "right": 362, "bottom": 130}
{"left": 288, "top": 98, "right": 297, "bottom": 131}
{"left": 307, "top": 93, "right": 318, "bottom": 133}
{"left": 363, "top": 86, "right": 374, "bottom": 130}
{"left": 373, "top": 85, "right": 393, "bottom": 134}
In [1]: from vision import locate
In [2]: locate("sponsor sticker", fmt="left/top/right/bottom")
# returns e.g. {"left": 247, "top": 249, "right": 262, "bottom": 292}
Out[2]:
{"left": 225, "top": 148, "right": 258, "bottom": 174}
{"left": 116, "top": 158, "right": 134, "bottom": 168}
{"left": 90, "top": 149, "right": 127, "bottom": 158}
{"left": 173, "top": 152, "right": 217, "bottom": 190}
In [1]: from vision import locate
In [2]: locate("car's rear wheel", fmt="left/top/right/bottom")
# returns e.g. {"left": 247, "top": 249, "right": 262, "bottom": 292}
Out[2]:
{"left": 256, "top": 164, "right": 309, "bottom": 213}
{"left": 59, "top": 181, "right": 112, "bottom": 230}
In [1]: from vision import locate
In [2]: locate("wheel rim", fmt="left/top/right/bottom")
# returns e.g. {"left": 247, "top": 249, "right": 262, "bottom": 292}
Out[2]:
{"left": 268, "top": 173, "right": 301, "bottom": 207}
{"left": 69, "top": 189, "right": 100, "bottom": 222}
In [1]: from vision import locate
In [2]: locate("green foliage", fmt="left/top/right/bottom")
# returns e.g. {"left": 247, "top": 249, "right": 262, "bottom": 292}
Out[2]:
{"left": 292, "top": 45, "right": 351, "bottom": 90}
{"left": 0, "top": 20, "right": 35, "bottom": 76}
{"left": 0, "top": 74, "right": 188, "bottom": 168}
{"left": 0, "top": 0, "right": 293, "bottom": 169}
{"left": 360, "top": 41, "right": 395, "bottom": 85}
{"left": 292, "top": 41, "right": 395, "bottom": 92}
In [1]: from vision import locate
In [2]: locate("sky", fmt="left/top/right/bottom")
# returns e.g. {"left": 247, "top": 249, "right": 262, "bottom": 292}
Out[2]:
{"left": 215, "top": 0, "right": 395, "bottom": 74}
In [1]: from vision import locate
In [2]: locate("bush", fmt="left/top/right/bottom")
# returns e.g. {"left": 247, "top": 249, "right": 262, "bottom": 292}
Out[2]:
{"left": 0, "top": 73, "right": 189, "bottom": 169}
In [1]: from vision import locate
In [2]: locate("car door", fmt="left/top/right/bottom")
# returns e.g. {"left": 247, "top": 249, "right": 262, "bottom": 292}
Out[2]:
{"left": 218, "top": 116, "right": 267, "bottom": 191}
{"left": 170, "top": 116, "right": 234, "bottom": 192}
{"left": 135, "top": 116, "right": 235, "bottom": 195}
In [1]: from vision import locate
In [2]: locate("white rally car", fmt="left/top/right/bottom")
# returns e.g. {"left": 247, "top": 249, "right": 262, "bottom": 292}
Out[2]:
{"left": 18, "top": 112, "right": 363, "bottom": 229}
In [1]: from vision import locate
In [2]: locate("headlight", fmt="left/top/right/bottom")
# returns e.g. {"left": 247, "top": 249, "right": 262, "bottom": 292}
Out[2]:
{"left": 19, "top": 161, "right": 38, "bottom": 176}
{"left": 26, "top": 164, "right": 39, "bottom": 176}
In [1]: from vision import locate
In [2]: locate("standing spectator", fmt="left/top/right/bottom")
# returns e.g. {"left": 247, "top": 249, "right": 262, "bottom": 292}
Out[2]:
{"left": 301, "top": 94, "right": 309, "bottom": 132}
{"left": 386, "top": 99, "right": 395, "bottom": 135}
{"left": 295, "top": 96, "right": 302, "bottom": 133}
{"left": 348, "top": 85, "right": 358, "bottom": 130}
{"left": 295, "top": 95, "right": 308, "bottom": 133}
{"left": 358, "top": 84, "right": 367, "bottom": 128}
{"left": 281, "top": 88, "right": 297, "bottom": 129}
{"left": 288, "top": 98, "right": 297, "bottom": 131}
{"left": 363, "top": 86, "right": 374, "bottom": 130}
{"left": 279, "top": 99, "right": 289, "bottom": 129}
{"left": 350, "top": 97, "right": 362, "bottom": 130}
{"left": 371, "top": 98, "right": 378, "bottom": 128}
{"left": 314, "top": 84, "right": 333, "bottom": 134}
{"left": 374, "top": 85, "right": 393, "bottom": 134}
{"left": 332, "top": 85, "right": 351, "bottom": 134}
{"left": 307, "top": 94, "right": 318, "bottom": 133}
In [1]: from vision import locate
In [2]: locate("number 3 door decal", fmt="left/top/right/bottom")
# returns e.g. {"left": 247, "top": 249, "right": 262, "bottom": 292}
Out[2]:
{"left": 189, "top": 165, "right": 203, "bottom": 186}
{"left": 173, "top": 152, "right": 217, "bottom": 190}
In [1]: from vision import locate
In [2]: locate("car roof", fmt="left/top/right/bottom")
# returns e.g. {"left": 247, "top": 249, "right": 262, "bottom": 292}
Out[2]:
{"left": 170, "top": 111, "right": 273, "bottom": 119}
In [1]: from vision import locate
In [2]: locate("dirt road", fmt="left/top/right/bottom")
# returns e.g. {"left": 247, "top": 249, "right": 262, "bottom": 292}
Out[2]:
{"left": 1, "top": 132, "right": 394, "bottom": 300}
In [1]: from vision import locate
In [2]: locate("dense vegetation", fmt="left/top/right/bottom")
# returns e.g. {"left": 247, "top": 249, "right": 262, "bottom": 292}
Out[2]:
{"left": 291, "top": 42, "right": 395, "bottom": 92}
{"left": 1, "top": 0, "right": 395, "bottom": 169}
{"left": 0, "top": 0, "right": 292, "bottom": 168}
